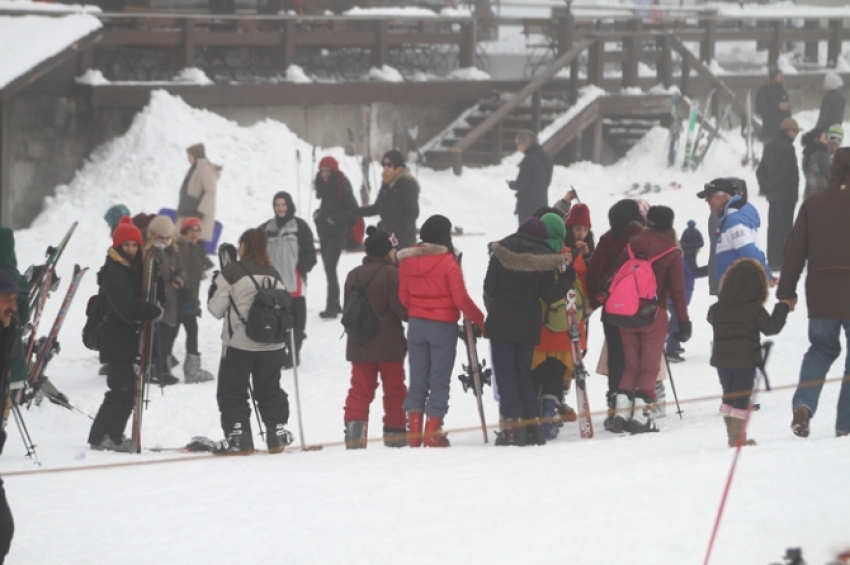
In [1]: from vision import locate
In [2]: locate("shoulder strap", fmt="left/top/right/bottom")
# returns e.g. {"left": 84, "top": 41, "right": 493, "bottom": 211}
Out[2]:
{"left": 649, "top": 246, "right": 678, "bottom": 263}
{"left": 627, "top": 244, "right": 635, "bottom": 260}
{"left": 360, "top": 263, "right": 388, "bottom": 293}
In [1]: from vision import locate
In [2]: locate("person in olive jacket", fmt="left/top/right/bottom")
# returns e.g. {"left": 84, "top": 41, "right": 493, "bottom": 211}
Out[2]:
{"left": 88, "top": 217, "right": 163, "bottom": 452}
{"left": 342, "top": 226, "right": 408, "bottom": 449}
{"left": 484, "top": 217, "right": 573, "bottom": 446}
{"left": 757, "top": 117, "right": 800, "bottom": 271}
{"left": 708, "top": 258, "right": 790, "bottom": 447}
{"left": 333, "top": 150, "right": 419, "bottom": 251}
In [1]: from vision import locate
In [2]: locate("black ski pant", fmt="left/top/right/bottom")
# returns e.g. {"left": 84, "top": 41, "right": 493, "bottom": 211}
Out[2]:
{"left": 89, "top": 361, "right": 135, "bottom": 445}
{"left": 320, "top": 232, "right": 346, "bottom": 310}
{"left": 153, "top": 323, "right": 175, "bottom": 375}
{"left": 172, "top": 314, "right": 199, "bottom": 356}
{"left": 0, "top": 479, "right": 11, "bottom": 565}
{"left": 285, "top": 296, "right": 307, "bottom": 366}
{"left": 217, "top": 347, "right": 289, "bottom": 449}
{"left": 767, "top": 200, "right": 796, "bottom": 270}
{"left": 491, "top": 339, "right": 538, "bottom": 420}
{"left": 603, "top": 321, "right": 626, "bottom": 398}
{"left": 532, "top": 357, "right": 566, "bottom": 400}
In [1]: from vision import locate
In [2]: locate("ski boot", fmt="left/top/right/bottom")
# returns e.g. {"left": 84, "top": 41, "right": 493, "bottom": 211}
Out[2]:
{"left": 168, "top": 354, "right": 180, "bottom": 369}
{"left": 525, "top": 419, "right": 547, "bottom": 446}
{"left": 383, "top": 426, "right": 407, "bottom": 448}
{"left": 407, "top": 411, "right": 423, "bottom": 448}
{"left": 213, "top": 423, "right": 253, "bottom": 456}
{"left": 628, "top": 397, "right": 659, "bottom": 434}
{"left": 90, "top": 435, "right": 133, "bottom": 453}
{"left": 422, "top": 416, "right": 449, "bottom": 448}
{"left": 611, "top": 393, "right": 633, "bottom": 433}
{"left": 183, "top": 353, "right": 214, "bottom": 383}
{"left": 495, "top": 418, "right": 526, "bottom": 447}
{"left": 665, "top": 350, "right": 685, "bottom": 363}
{"left": 344, "top": 420, "right": 368, "bottom": 449}
{"left": 267, "top": 423, "right": 294, "bottom": 454}
{"left": 541, "top": 395, "right": 560, "bottom": 440}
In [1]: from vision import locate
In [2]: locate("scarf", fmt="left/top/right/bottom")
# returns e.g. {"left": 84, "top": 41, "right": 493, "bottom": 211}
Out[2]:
{"left": 381, "top": 166, "right": 405, "bottom": 186}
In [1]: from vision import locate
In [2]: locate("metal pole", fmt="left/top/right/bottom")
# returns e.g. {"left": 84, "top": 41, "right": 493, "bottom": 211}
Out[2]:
{"left": 663, "top": 352, "right": 683, "bottom": 419}
{"left": 248, "top": 384, "right": 266, "bottom": 443}
{"left": 290, "top": 328, "right": 306, "bottom": 450}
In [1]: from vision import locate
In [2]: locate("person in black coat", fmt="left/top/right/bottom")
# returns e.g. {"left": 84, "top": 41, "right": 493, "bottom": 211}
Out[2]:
{"left": 484, "top": 217, "right": 573, "bottom": 446}
{"left": 312, "top": 156, "right": 358, "bottom": 318}
{"left": 88, "top": 217, "right": 163, "bottom": 452}
{"left": 756, "top": 117, "right": 800, "bottom": 270}
{"left": 815, "top": 72, "right": 846, "bottom": 132}
{"left": 755, "top": 67, "right": 791, "bottom": 142}
{"left": 508, "top": 130, "right": 554, "bottom": 224}
{"left": 333, "top": 150, "right": 419, "bottom": 250}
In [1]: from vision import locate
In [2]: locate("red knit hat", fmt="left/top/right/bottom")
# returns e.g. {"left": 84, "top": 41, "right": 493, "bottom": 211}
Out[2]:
{"left": 112, "top": 216, "right": 143, "bottom": 248}
{"left": 180, "top": 217, "right": 201, "bottom": 234}
{"left": 318, "top": 156, "right": 339, "bottom": 171}
{"left": 565, "top": 204, "right": 591, "bottom": 228}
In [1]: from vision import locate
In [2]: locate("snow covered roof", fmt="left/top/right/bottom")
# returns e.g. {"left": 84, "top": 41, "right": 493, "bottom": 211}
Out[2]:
{"left": 0, "top": 13, "right": 102, "bottom": 97}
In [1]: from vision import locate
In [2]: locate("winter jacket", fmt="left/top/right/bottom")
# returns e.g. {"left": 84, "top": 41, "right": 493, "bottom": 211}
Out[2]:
{"left": 616, "top": 229, "right": 690, "bottom": 324}
{"left": 815, "top": 89, "right": 846, "bottom": 132}
{"left": 147, "top": 242, "right": 186, "bottom": 327}
{"left": 755, "top": 82, "right": 791, "bottom": 141}
{"left": 802, "top": 142, "right": 832, "bottom": 198}
{"left": 708, "top": 258, "right": 788, "bottom": 367}
{"left": 777, "top": 179, "right": 850, "bottom": 320}
{"left": 207, "top": 259, "right": 288, "bottom": 353}
{"left": 344, "top": 255, "right": 408, "bottom": 363}
{"left": 585, "top": 222, "right": 644, "bottom": 308}
{"left": 314, "top": 170, "right": 359, "bottom": 240}
{"left": 177, "top": 238, "right": 213, "bottom": 316}
{"left": 0, "top": 228, "right": 29, "bottom": 385}
{"left": 177, "top": 157, "right": 221, "bottom": 242}
{"left": 509, "top": 144, "right": 554, "bottom": 223}
{"left": 707, "top": 212, "right": 720, "bottom": 295}
{"left": 345, "top": 169, "right": 419, "bottom": 249}
{"left": 397, "top": 244, "right": 484, "bottom": 325}
{"left": 483, "top": 233, "right": 573, "bottom": 345}
{"left": 97, "top": 248, "right": 162, "bottom": 364}
{"left": 757, "top": 132, "right": 799, "bottom": 203}
{"left": 715, "top": 195, "right": 771, "bottom": 281}
{"left": 262, "top": 192, "right": 317, "bottom": 299}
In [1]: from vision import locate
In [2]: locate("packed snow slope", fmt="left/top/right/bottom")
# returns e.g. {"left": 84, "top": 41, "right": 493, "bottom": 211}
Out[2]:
{"left": 3, "top": 91, "right": 849, "bottom": 564}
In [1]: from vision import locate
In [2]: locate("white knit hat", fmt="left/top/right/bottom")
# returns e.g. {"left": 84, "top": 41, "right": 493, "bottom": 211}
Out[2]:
{"left": 147, "top": 215, "right": 175, "bottom": 238}
{"left": 824, "top": 72, "right": 844, "bottom": 91}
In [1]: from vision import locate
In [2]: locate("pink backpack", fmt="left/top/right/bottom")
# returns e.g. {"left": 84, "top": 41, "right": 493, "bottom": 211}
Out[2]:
{"left": 603, "top": 244, "right": 677, "bottom": 328}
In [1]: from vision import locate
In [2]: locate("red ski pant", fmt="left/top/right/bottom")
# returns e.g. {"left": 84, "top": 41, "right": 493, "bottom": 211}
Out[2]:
{"left": 618, "top": 309, "right": 669, "bottom": 402}
{"left": 344, "top": 361, "right": 407, "bottom": 429}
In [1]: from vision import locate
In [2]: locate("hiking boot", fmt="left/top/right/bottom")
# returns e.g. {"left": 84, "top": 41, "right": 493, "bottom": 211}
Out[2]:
{"left": 407, "top": 412, "right": 423, "bottom": 448}
{"left": 422, "top": 416, "right": 450, "bottom": 448}
{"left": 665, "top": 351, "right": 685, "bottom": 363}
{"left": 344, "top": 420, "right": 368, "bottom": 449}
{"left": 791, "top": 405, "right": 811, "bottom": 438}
{"left": 267, "top": 423, "right": 294, "bottom": 453}
{"left": 557, "top": 402, "right": 578, "bottom": 423}
{"left": 838, "top": 431, "right": 849, "bottom": 437}
{"left": 525, "top": 420, "right": 547, "bottom": 446}
{"left": 319, "top": 302, "right": 342, "bottom": 319}
{"left": 724, "top": 414, "right": 756, "bottom": 448}
{"left": 184, "top": 353, "right": 214, "bottom": 383}
{"left": 651, "top": 381, "right": 667, "bottom": 419}
{"left": 90, "top": 435, "right": 133, "bottom": 453}
{"left": 541, "top": 395, "right": 560, "bottom": 440}
{"left": 383, "top": 426, "right": 407, "bottom": 448}
{"left": 213, "top": 423, "right": 253, "bottom": 456}
{"left": 149, "top": 371, "right": 179, "bottom": 386}
{"left": 495, "top": 418, "right": 527, "bottom": 446}
{"left": 628, "top": 397, "right": 659, "bottom": 434}
{"left": 611, "top": 393, "right": 633, "bottom": 433}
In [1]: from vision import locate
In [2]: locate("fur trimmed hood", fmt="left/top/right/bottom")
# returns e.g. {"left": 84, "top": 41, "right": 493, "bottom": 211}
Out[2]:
{"left": 489, "top": 241, "right": 566, "bottom": 273}
{"left": 397, "top": 243, "right": 448, "bottom": 261}
{"left": 718, "top": 257, "right": 769, "bottom": 306}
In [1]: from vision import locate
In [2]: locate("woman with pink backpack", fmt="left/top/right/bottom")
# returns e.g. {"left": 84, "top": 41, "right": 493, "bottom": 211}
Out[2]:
{"left": 605, "top": 206, "right": 690, "bottom": 434}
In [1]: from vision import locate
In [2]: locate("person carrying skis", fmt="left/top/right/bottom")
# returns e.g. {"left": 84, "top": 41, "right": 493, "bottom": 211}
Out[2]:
{"left": 176, "top": 143, "right": 220, "bottom": 247}
{"left": 708, "top": 258, "right": 789, "bottom": 447}
{"left": 610, "top": 206, "right": 690, "bottom": 434}
{"left": 313, "top": 156, "right": 358, "bottom": 319}
{"left": 801, "top": 128, "right": 832, "bottom": 199}
{"left": 342, "top": 226, "right": 408, "bottom": 449}
{"left": 262, "top": 191, "right": 316, "bottom": 368}
{"left": 398, "top": 214, "right": 484, "bottom": 448}
{"left": 175, "top": 217, "right": 214, "bottom": 383}
{"left": 88, "top": 217, "right": 163, "bottom": 452}
{"left": 207, "top": 228, "right": 293, "bottom": 455}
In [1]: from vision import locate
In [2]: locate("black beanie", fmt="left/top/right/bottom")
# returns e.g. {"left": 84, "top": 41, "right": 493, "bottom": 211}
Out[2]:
{"left": 364, "top": 225, "right": 394, "bottom": 256}
{"left": 419, "top": 214, "right": 452, "bottom": 245}
{"left": 383, "top": 149, "right": 405, "bottom": 169}
{"left": 646, "top": 205, "right": 674, "bottom": 232}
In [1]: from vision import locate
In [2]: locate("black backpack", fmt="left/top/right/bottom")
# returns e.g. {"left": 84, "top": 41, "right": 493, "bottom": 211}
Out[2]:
{"left": 229, "top": 263, "right": 294, "bottom": 344}
{"left": 81, "top": 293, "right": 108, "bottom": 351}
{"left": 341, "top": 264, "right": 388, "bottom": 345}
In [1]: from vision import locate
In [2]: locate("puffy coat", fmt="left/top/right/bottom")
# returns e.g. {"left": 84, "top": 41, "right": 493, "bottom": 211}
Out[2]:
{"left": 714, "top": 194, "right": 771, "bottom": 281}
{"left": 262, "top": 192, "right": 317, "bottom": 299}
{"left": 314, "top": 170, "right": 359, "bottom": 240}
{"left": 757, "top": 132, "right": 800, "bottom": 203}
{"left": 509, "top": 144, "right": 554, "bottom": 223}
{"left": 97, "top": 248, "right": 162, "bottom": 364}
{"left": 208, "top": 259, "right": 288, "bottom": 353}
{"left": 344, "top": 255, "right": 408, "bottom": 363}
{"left": 708, "top": 258, "right": 788, "bottom": 367}
{"left": 397, "top": 244, "right": 484, "bottom": 325}
{"left": 177, "top": 157, "right": 221, "bottom": 242}
{"left": 585, "top": 222, "right": 644, "bottom": 308}
{"left": 177, "top": 238, "right": 213, "bottom": 316}
{"left": 347, "top": 169, "right": 419, "bottom": 250}
{"left": 483, "top": 233, "right": 573, "bottom": 344}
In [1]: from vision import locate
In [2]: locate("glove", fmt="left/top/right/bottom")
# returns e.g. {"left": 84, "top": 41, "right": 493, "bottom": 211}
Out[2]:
{"left": 326, "top": 215, "right": 337, "bottom": 226}
{"left": 672, "top": 321, "right": 692, "bottom": 344}
{"left": 208, "top": 274, "right": 219, "bottom": 301}
{"left": 473, "top": 322, "right": 484, "bottom": 338}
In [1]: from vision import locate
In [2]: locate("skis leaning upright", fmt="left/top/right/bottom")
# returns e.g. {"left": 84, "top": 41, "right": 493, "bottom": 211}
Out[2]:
{"left": 667, "top": 92, "right": 681, "bottom": 167}
{"left": 681, "top": 102, "right": 700, "bottom": 171}
{"left": 692, "top": 101, "right": 733, "bottom": 170}
{"left": 130, "top": 250, "right": 158, "bottom": 453}
{"left": 568, "top": 310, "right": 593, "bottom": 439}
{"left": 742, "top": 88, "right": 756, "bottom": 168}
{"left": 458, "top": 317, "right": 491, "bottom": 443}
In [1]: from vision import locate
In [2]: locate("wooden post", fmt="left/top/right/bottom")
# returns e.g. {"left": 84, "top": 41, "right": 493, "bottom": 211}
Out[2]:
{"left": 0, "top": 100, "right": 10, "bottom": 228}
{"left": 531, "top": 91, "right": 541, "bottom": 133}
{"left": 570, "top": 57, "right": 579, "bottom": 104}
{"left": 557, "top": 12, "right": 575, "bottom": 56}
{"left": 804, "top": 19, "right": 819, "bottom": 64}
{"left": 77, "top": 46, "right": 94, "bottom": 76}
{"left": 656, "top": 34, "right": 672, "bottom": 88}
{"left": 828, "top": 19, "right": 843, "bottom": 67}
{"left": 622, "top": 21, "right": 640, "bottom": 88}
{"left": 179, "top": 18, "right": 196, "bottom": 69}
{"left": 680, "top": 54, "right": 691, "bottom": 98}
{"left": 587, "top": 38, "right": 603, "bottom": 87}
{"left": 452, "top": 150, "right": 463, "bottom": 176}
{"left": 581, "top": 119, "right": 602, "bottom": 164}
{"left": 277, "top": 19, "right": 296, "bottom": 71}
{"left": 459, "top": 20, "right": 477, "bottom": 68}
{"left": 373, "top": 20, "right": 389, "bottom": 69}
{"left": 768, "top": 21, "right": 781, "bottom": 68}
{"left": 699, "top": 17, "right": 716, "bottom": 63}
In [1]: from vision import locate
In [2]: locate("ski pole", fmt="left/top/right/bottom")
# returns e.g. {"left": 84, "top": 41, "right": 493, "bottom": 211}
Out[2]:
{"left": 247, "top": 384, "right": 266, "bottom": 443}
{"left": 10, "top": 401, "right": 38, "bottom": 459}
{"left": 663, "top": 352, "right": 684, "bottom": 419}
{"left": 43, "top": 392, "right": 95, "bottom": 420}
{"left": 570, "top": 185, "right": 581, "bottom": 204}
{"left": 154, "top": 322, "right": 166, "bottom": 394}
{"left": 290, "top": 328, "right": 306, "bottom": 450}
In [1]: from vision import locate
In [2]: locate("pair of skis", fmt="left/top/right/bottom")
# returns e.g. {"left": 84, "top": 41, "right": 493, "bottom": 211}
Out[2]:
{"left": 741, "top": 88, "right": 757, "bottom": 168}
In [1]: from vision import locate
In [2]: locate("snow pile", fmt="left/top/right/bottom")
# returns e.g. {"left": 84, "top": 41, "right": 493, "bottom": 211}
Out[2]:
{"left": 0, "top": 0, "right": 99, "bottom": 13}
{"left": 172, "top": 67, "right": 214, "bottom": 85}
{"left": 75, "top": 69, "right": 110, "bottom": 86}
{"left": 447, "top": 67, "right": 491, "bottom": 81}
{"left": 776, "top": 53, "right": 799, "bottom": 76}
{"left": 285, "top": 64, "right": 312, "bottom": 84}
{"left": 367, "top": 65, "right": 404, "bottom": 83}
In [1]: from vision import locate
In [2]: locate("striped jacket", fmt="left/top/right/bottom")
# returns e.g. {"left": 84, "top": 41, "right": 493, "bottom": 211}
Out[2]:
{"left": 714, "top": 195, "right": 770, "bottom": 281}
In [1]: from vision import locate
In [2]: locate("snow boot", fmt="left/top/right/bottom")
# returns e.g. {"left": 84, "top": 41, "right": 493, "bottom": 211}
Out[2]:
{"left": 344, "top": 420, "right": 368, "bottom": 449}
{"left": 724, "top": 413, "right": 756, "bottom": 447}
{"left": 422, "top": 416, "right": 449, "bottom": 448}
{"left": 213, "top": 423, "right": 253, "bottom": 456}
{"left": 791, "top": 405, "right": 811, "bottom": 438}
{"left": 267, "top": 423, "right": 294, "bottom": 454}
{"left": 525, "top": 420, "right": 547, "bottom": 446}
{"left": 407, "top": 411, "right": 423, "bottom": 448}
{"left": 541, "top": 395, "right": 560, "bottom": 440}
{"left": 319, "top": 301, "right": 342, "bottom": 320}
{"left": 90, "top": 435, "right": 133, "bottom": 453}
{"left": 557, "top": 402, "right": 577, "bottom": 423}
{"left": 603, "top": 392, "right": 617, "bottom": 432}
{"left": 495, "top": 418, "right": 527, "bottom": 446}
{"left": 628, "top": 397, "right": 659, "bottom": 434}
{"left": 611, "top": 393, "right": 633, "bottom": 433}
{"left": 184, "top": 353, "right": 214, "bottom": 383}
{"left": 651, "top": 381, "right": 667, "bottom": 419}
{"left": 383, "top": 426, "right": 407, "bottom": 448}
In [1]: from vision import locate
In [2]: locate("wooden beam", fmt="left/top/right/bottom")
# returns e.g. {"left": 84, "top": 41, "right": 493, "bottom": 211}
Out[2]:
{"left": 458, "top": 20, "right": 476, "bottom": 68}
{"left": 828, "top": 19, "right": 843, "bottom": 67}
{"left": 372, "top": 20, "right": 389, "bottom": 68}
{"left": 541, "top": 100, "right": 600, "bottom": 156}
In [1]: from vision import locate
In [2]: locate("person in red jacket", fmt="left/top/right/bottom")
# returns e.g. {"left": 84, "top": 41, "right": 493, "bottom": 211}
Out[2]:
{"left": 398, "top": 214, "right": 485, "bottom": 447}
{"left": 610, "top": 206, "right": 690, "bottom": 434}
{"left": 585, "top": 199, "right": 645, "bottom": 430}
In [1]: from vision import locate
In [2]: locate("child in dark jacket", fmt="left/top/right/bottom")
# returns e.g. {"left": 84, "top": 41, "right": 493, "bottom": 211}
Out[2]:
{"left": 707, "top": 258, "right": 789, "bottom": 447}
{"left": 666, "top": 220, "right": 708, "bottom": 362}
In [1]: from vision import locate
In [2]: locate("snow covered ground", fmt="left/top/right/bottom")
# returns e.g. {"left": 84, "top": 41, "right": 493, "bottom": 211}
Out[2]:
{"left": 2, "top": 91, "right": 849, "bottom": 564}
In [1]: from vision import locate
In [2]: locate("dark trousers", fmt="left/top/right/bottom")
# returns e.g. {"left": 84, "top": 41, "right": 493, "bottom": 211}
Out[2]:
{"left": 0, "top": 479, "right": 12, "bottom": 565}
{"left": 291, "top": 296, "right": 307, "bottom": 360}
{"left": 320, "top": 232, "right": 346, "bottom": 309}
{"left": 345, "top": 361, "right": 407, "bottom": 429}
{"left": 153, "top": 323, "right": 175, "bottom": 374}
{"left": 532, "top": 357, "right": 566, "bottom": 400}
{"left": 718, "top": 366, "right": 757, "bottom": 410}
{"left": 89, "top": 361, "right": 135, "bottom": 444}
{"left": 491, "top": 339, "right": 537, "bottom": 419}
{"left": 603, "top": 321, "right": 626, "bottom": 396}
{"left": 172, "top": 314, "right": 199, "bottom": 355}
{"left": 767, "top": 200, "right": 796, "bottom": 270}
{"left": 217, "top": 347, "right": 289, "bottom": 449}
